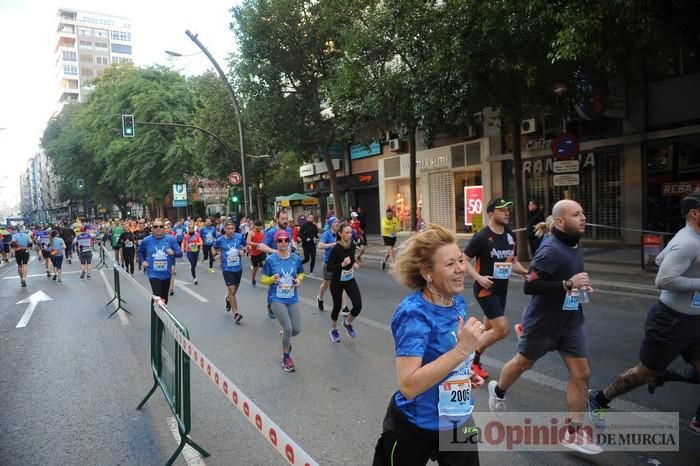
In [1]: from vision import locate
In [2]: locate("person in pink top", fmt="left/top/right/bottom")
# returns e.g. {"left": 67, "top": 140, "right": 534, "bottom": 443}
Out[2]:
{"left": 182, "top": 223, "right": 203, "bottom": 285}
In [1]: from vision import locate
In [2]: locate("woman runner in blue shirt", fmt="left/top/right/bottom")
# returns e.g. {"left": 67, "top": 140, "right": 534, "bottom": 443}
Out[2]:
{"left": 373, "top": 224, "right": 487, "bottom": 466}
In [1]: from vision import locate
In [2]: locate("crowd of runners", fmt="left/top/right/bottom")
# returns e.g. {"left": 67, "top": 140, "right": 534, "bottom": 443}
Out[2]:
{"left": 7, "top": 191, "right": 700, "bottom": 464}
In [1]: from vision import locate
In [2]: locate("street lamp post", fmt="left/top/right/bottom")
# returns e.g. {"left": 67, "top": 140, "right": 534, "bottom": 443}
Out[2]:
{"left": 182, "top": 29, "right": 249, "bottom": 217}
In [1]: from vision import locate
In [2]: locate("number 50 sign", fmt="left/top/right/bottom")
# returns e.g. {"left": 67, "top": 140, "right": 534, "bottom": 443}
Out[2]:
{"left": 464, "top": 185, "right": 484, "bottom": 226}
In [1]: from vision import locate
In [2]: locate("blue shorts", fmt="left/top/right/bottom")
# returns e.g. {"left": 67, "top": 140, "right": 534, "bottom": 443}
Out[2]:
{"left": 222, "top": 270, "right": 242, "bottom": 287}
{"left": 50, "top": 255, "right": 64, "bottom": 269}
{"left": 475, "top": 293, "right": 507, "bottom": 319}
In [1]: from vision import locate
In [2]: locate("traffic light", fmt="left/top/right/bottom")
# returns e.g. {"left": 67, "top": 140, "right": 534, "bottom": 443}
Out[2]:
{"left": 121, "top": 114, "right": 135, "bottom": 137}
{"left": 76, "top": 179, "right": 85, "bottom": 191}
{"left": 231, "top": 188, "right": 240, "bottom": 204}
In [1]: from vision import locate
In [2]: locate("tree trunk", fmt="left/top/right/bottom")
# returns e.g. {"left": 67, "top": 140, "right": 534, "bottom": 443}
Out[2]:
{"left": 512, "top": 119, "right": 529, "bottom": 261}
{"left": 257, "top": 186, "right": 264, "bottom": 223}
{"left": 408, "top": 123, "right": 418, "bottom": 232}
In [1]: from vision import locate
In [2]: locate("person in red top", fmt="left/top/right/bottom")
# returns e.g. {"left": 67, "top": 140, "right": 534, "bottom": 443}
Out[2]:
{"left": 182, "top": 224, "right": 203, "bottom": 285}
{"left": 246, "top": 220, "right": 267, "bottom": 288}
{"left": 349, "top": 211, "right": 365, "bottom": 263}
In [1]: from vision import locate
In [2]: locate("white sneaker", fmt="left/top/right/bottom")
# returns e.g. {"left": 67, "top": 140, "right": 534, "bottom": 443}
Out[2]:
{"left": 562, "top": 428, "right": 603, "bottom": 455}
{"left": 193, "top": 278, "right": 198, "bottom": 285}
{"left": 487, "top": 380, "right": 506, "bottom": 412}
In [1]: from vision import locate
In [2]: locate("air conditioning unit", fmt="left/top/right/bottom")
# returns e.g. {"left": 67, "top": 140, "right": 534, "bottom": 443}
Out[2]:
{"left": 388, "top": 138, "right": 400, "bottom": 151}
{"left": 521, "top": 118, "right": 537, "bottom": 135}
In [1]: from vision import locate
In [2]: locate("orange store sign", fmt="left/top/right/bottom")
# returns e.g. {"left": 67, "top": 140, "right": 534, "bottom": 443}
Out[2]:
{"left": 662, "top": 181, "right": 700, "bottom": 196}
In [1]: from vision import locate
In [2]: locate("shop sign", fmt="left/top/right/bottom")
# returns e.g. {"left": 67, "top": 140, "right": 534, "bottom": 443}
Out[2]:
{"left": 464, "top": 185, "right": 484, "bottom": 227}
{"left": 301, "top": 198, "right": 319, "bottom": 206}
{"left": 358, "top": 174, "right": 373, "bottom": 184}
{"left": 552, "top": 160, "right": 580, "bottom": 173}
{"left": 523, "top": 153, "right": 594, "bottom": 174}
{"left": 314, "top": 159, "right": 341, "bottom": 174}
{"left": 350, "top": 141, "right": 381, "bottom": 160}
{"left": 525, "top": 138, "right": 553, "bottom": 151}
{"left": 299, "top": 164, "right": 315, "bottom": 177}
{"left": 661, "top": 180, "right": 700, "bottom": 197}
{"left": 552, "top": 174, "right": 580, "bottom": 186}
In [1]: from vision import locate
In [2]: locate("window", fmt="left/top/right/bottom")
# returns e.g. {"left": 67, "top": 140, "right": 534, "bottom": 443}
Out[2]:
{"left": 111, "top": 30, "right": 131, "bottom": 41}
{"left": 94, "top": 42, "right": 108, "bottom": 50}
{"left": 80, "top": 53, "right": 93, "bottom": 63}
{"left": 112, "top": 56, "right": 132, "bottom": 65}
{"left": 95, "top": 56, "right": 109, "bottom": 65}
{"left": 78, "top": 28, "right": 92, "bottom": 36}
{"left": 81, "top": 68, "right": 94, "bottom": 77}
{"left": 62, "top": 51, "right": 77, "bottom": 61}
{"left": 111, "top": 43, "right": 132, "bottom": 54}
{"left": 63, "top": 65, "right": 77, "bottom": 75}
{"left": 79, "top": 40, "right": 93, "bottom": 48}
{"left": 94, "top": 29, "right": 107, "bottom": 38}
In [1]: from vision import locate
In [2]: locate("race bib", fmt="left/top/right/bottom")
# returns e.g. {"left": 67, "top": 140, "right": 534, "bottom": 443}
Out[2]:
{"left": 226, "top": 250, "right": 240, "bottom": 267}
{"left": 124, "top": 240, "right": 134, "bottom": 248}
{"left": 276, "top": 283, "right": 294, "bottom": 299}
{"left": 340, "top": 269, "right": 354, "bottom": 282}
{"left": 691, "top": 291, "right": 700, "bottom": 309}
{"left": 205, "top": 234, "right": 214, "bottom": 243}
{"left": 153, "top": 259, "right": 168, "bottom": 272}
{"left": 189, "top": 244, "right": 199, "bottom": 252}
{"left": 563, "top": 290, "right": 580, "bottom": 311}
{"left": 437, "top": 362, "right": 473, "bottom": 417}
{"left": 493, "top": 262, "right": 512, "bottom": 280}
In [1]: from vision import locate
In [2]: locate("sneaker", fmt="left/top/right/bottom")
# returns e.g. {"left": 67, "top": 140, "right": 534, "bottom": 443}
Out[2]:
{"left": 21, "top": 280, "right": 27, "bottom": 287}
{"left": 209, "top": 268, "right": 215, "bottom": 273}
{"left": 586, "top": 390, "right": 608, "bottom": 430}
{"left": 46, "top": 270, "right": 51, "bottom": 278}
{"left": 193, "top": 278, "right": 198, "bottom": 285}
{"left": 487, "top": 380, "right": 506, "bottom": 412}
{"left": 690, "top": 417, "right": 700, "bottom": 434}
{"left": 225, "top": 296, "right": 231, "bottom": 312}
{"left": 234, "top": 312, "right": 243, "bottom": 324}
{"left": 514, "top": 323, "right": 524, "bottom": 338}
{"left": 169, "top": 289, "right": 174, "bottom": 296}
{"left": 67, "top": 259, "right": 71, "bottom": 264}
{"left": 282, "top": 355, "right": 296, "bottom": 372}
{"left": 52, "top": 274, "right": 57, "bottom": 281}
{"left": 471, "top": 361, "right": 489, "bottom": 379}
{"left": 251, "top": 280, "right": 256, "bottom": 288}
{"left": 80, "top": 272, "right": 85, "bottom": 279}
{"left": 341, "top": 306, "right": 350, "bottom": 316}
{"left": 87, "top": 274, "right": 91, "bottom": 279}
{"left": 329, "top": 328, "right": 341, "bottom": 343}
{"left": 317, "top": 295, "right": 324, "bottom": 312}
{"left": 381, "top": 261, "right": 386, "bottom": 272}
{"left": 57, "top": 277, "right": 62, "bottom": 283}
{"left": 561, "top": 427, "right": 603, "bottom": 455}
{"left": 342, "top": 319, "right": 357, "bottom": 338}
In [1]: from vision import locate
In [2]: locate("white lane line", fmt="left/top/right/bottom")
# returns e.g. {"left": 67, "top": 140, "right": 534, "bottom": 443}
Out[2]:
{"left": 167, "top": 417, "right": 206, "bottom": 466}
{"left": 3, "top": 270, "right": 83, "bottom": 280}
{"left": 99, "top": 269, "right": 129, "bottom": 326}
{"left": 175, "top": 280, "right": 209, "bottom": 303}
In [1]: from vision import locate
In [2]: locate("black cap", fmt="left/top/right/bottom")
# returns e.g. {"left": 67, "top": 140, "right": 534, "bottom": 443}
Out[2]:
{"left": 486, "top": 198, "right": 513, "bottom": 213}
{"left": 681, "top": 192, "right": 700, "bottom": 216}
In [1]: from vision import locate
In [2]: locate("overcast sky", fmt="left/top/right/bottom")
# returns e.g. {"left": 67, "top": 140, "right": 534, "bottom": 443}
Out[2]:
{"left": 0, "top": 0, "right": 241, "bottom": 207}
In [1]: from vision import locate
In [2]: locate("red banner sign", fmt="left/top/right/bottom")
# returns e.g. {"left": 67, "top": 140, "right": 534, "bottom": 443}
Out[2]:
{"left": 464, "top": 185, "right": 484, "bottom": 226}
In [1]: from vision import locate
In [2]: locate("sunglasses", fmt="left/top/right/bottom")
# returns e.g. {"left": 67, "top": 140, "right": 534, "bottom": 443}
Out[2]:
{"left": 152, "top": 225, "right": 164, "bottom": 229}
{"left": 276, "top": 238, "right": 289, "bottom": 243}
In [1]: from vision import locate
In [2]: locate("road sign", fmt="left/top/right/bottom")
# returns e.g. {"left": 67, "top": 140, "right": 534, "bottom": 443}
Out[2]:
{"left": 551, "top": 133, "right": 579, "bottom": 160}
{"left": 16, "top": 290, "right": 52, "bottom": 328}
{"left": 552, "top": 160, "right": 580, "bottom": 173}
{"left": 228, "top": 172, "right": 242, "bottom": 185}
{"left": 172, "top": 183, "right": 188, "bottom": 207}
{"left": 464, "top": 185, "right": 484, "bottom": 227}
{"left": 553, "top": 174, "right": 580, "bottom": 186}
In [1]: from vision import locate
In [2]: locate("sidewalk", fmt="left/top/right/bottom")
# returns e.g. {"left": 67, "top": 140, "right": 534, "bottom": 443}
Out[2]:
{"left": 361, "top": 233, "right": 658, "bottom": 296}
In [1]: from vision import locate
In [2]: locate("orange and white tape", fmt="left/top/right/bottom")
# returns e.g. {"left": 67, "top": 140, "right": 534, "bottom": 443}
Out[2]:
{"left": 153, "top": 297, "right": 318, "bottom": 466}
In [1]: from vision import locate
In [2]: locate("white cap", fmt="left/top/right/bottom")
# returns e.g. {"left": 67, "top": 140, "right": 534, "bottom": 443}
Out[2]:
{"left": 350, "top": 212, "right": 358, "bottom": 218}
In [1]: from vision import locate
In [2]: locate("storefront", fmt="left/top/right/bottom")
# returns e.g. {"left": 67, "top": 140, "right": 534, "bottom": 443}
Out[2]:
{"left": 345, "top": 171, "right": 380, "bottom": 234}
{"left": 378, "top": 139, "right": 490, "bottom": 232}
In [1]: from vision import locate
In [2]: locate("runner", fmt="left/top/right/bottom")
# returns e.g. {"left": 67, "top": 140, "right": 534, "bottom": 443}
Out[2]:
{"left": 111, "top": 220, "right": 124, "bottom": 267}
{"left": 1, "top": 225, "right": 12, "bottom": 263}
{"left": 349, "top": 212, "right": 366, "bottom": 264}
{"left": 588, "top": 191, "right": 700, "bottom": 431}
{"left": 73, "top": 226, "right": 95, "bottom": 279}
{"left": 199, "top": 218, "right": 218, "bottom": 273}
{"left": 486, "top": 199, "right": 602, "bottom": 455}
{"left": 381, "top": 207, "right": 401, "bottom": 272}
{"left": 327, "top": 222, "right": 362, "bottom": 343}
{"left": 11, "top": 226, "right": 32, "bottom": 287}
{"left": 164, "top": 220, "right": 177, "bottom": 296}
{"left": 182, "top": 223, "right": 203, "bottom": 285}
{"left": 462, "top": 198, "right": 528, "bottom": 379}
{"left": 49, "top": 230, "right": 66, "bottom": 283}
{"left": 34, "top": 227, "right": 52, "bottom": 277}
{"left": 246, "top": 220, "right": 266, "bottom": 288}
{"left": 299, "top": 213, "right": 319, "bottom": 275}
{"left": 60, "top": 222, "right": 76, "bottom": 265}
{"left": 134, "top": 219, "right": 150, "bottom": 271}
{"left": 316, "top": 216, "right": 340, "bottom": 312}
{"left": 373, "top": 224, "right": 485, "bottom": 465}
{"left": 137, "top": 218, "right": 182, "bottom": 304}
{"left": 118, "top": 225, "right": 137, "bottom": 274}
{"left": 213, "top": 220, "right": 245, "bottom": 324}
{"left": 260, "top": 210, "right": 295, "bottom": 318}
{"left": 261, "top": 229, "right": 304, "bottom": 372}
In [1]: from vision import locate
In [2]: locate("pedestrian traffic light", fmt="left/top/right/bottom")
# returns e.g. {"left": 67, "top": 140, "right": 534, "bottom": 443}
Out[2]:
{"left": 76, "top": 179, "right": 84, "bottom": 191}
{"left": 121, "top": 114, "right": 135, "bottom": 137}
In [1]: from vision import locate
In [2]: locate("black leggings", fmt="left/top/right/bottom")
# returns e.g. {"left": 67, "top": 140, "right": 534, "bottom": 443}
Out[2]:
{"left": 302, "top": 241, "right": 316, "bottom": 273}
{"left": 149, "top": 278, "right": 171, "bottom": 304}
{"left": 187, "top": 251, "right": 199, "bottom": 279}
{"left": 122, "top": 248, "right": 135, "bottom": 273}
{"left": 330, "top": 278, "right": 362, "bottom": 322}
{"left": 203, "top": 245, "right": 214, "bottom": 268}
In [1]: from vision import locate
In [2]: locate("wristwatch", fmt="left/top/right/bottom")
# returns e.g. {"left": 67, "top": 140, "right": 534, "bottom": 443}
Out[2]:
{"left": 564, "top": 280, "right": 573, "bottom": 291}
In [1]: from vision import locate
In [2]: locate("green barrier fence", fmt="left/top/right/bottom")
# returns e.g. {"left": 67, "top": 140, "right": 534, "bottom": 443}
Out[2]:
{"left": 103, "top": 246, "right": 130, "bottom": 318}
{"left": 137, "top": 298, "right": 209, "bottom": 465}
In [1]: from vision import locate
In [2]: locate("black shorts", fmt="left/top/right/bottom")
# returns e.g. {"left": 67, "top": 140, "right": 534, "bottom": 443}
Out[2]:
{"left": 517, "top": 324, "right": 589, "bottom": 361}
{"left": 15, "top": 249, "right": 29, "bottom": 265}
{"left": 223, "top": 270, "right": 242, "bottom": 287}
{"left": 112, "top": 244, "right": 121, "bottom": 250}
{"left": 41, "top": 249, "right": 51, "bottom": 259}
{"left": 383, "top": 236, "right": 397, "bottom": 247}
{"left": 250, "top": 253, "right": 266, "bottom": 268}
{"left": 639, "top": 301, "right": 700, "bottom": 372}
{"left": 79, "top": 251, "right": 93, "bottom": 265}
{"left": 475, "top": 293, "right": 507, "bottom": 319}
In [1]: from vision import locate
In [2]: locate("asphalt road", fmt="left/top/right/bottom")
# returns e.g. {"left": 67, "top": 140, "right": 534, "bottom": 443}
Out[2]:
{"left": 0, "top": 250, "right": 698, "bottom": 466}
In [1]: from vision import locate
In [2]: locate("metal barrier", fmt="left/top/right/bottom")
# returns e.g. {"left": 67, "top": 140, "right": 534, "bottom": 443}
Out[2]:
{"left": 102, "top": 245, "right": 130, "bottom": 317}
{"left": 95, "top": 242, "right": 108, "bottom": 270}
{"left": 137, "top": 297, "right": 209, "bottom": 465}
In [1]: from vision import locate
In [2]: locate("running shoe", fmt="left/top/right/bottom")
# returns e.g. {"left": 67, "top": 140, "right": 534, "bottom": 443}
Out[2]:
{"left": 487, "top": 380, "right": 506, "bottom": 412}
{"left": 690, "top": 417, "right": 700, "bottom": 434}
{"left": 52, "top": 274, "right": 57, "bottom": 281}
{"left": 234, "top": 312, "right": 243, "bottom": 324}
{"left": 67, "top": 259, "right": 71, "bottom": 264}
{"left": 225, "top": 296, "right": 231, "bottom": 312}
{"left": 21, "top": 280, "right": 27, "bottom": 287}
{"left": 80, "top": 272, "right": 85, "bottom": 279}
{"left": 282, "top": 355, "right": 296, "bottom": 372}
{"left": 87, "top": 274, "right": 91, "bottom": 279}
{"left": 193, "top": 278, "right": 198, "bottom": 285}
{"left": 341, "top": 306, "right": 350, "bottom": 316}
{"left": 342, "top": 319, "right": 356, "bottom": 338}
{"left": 471, "top": 361, "right": 489, "bottom": 379}
{"left": 561, "top": 428, "right": 603, "bottom": 455}
{"left": 57, "top": 277, "right": 61, "bottom": 283}
{"left": 586, "top": 390, "right": 608, "bottom": 430}
{"left": 317, "top": 295, "right": 324, "bottom": 311}
{"left": 251, "top": 280, "right": 256, "bottom": 288}
{"left": 209, "top": 268, "right": 215, "bottom": 273}
{"left": 169, "top": 289, "right": 174, "bottom": 296}
{"left": 46, "top": 270, "right": 51, "bottom": 278}
{"left": 329, "top": 328, "right": 341, "bottom": 343}
{"left": 381, "top": 261, "right": 386, "bottom": 272}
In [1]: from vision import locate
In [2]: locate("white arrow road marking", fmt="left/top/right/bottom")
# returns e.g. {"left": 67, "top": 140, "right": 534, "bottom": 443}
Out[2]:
{"left": 175, "top": 280, "right": 209, "bottom": 303}
{"left": 16, "top": 290, "right": 53, "bottom": 328}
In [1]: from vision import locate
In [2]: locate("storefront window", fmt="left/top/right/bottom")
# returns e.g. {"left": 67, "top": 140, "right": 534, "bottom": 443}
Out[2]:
{"left": 384, "top": 179, "right": 414, "bottom": 231}
{"left": 454, "top": 170, "right": 482, "bottom": 232}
